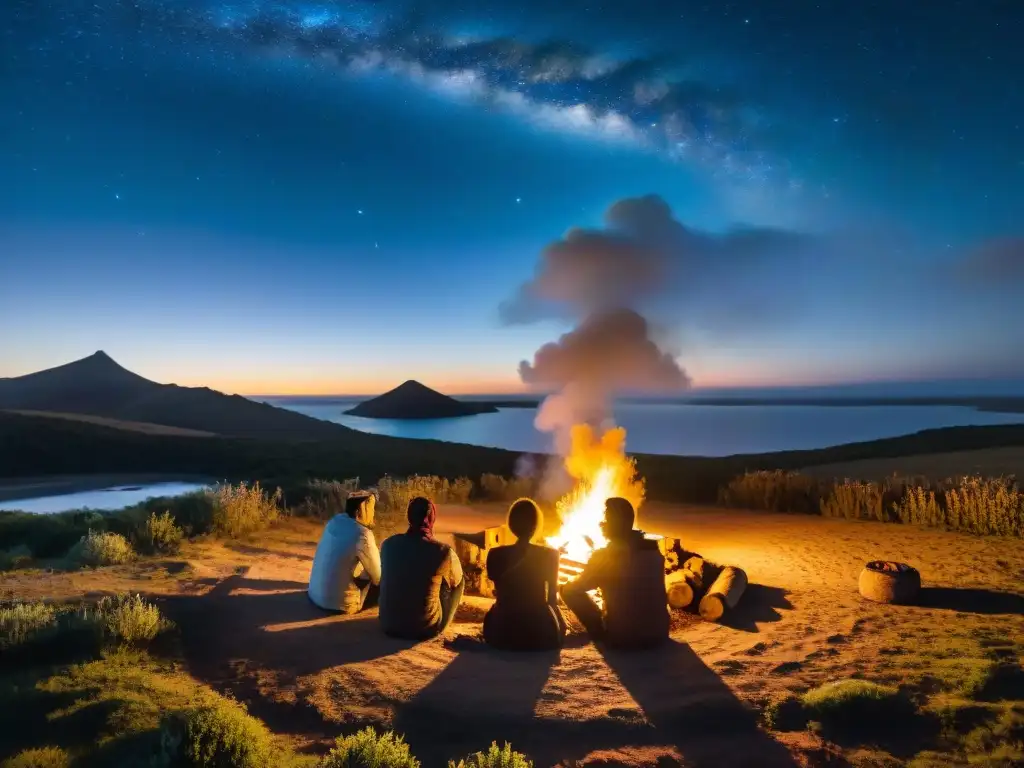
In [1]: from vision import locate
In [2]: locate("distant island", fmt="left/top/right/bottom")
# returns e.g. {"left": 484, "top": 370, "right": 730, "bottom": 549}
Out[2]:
{"left": 345, "top": 380, "right": 500, "bottom": 419}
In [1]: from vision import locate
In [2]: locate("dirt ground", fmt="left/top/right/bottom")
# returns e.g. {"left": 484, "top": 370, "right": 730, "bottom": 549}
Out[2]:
{"left": 5, "top": 503, "right": 1024, "bottom": 767}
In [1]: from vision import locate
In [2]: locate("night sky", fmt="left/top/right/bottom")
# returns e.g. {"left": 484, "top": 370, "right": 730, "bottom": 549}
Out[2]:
{"left": 1, "top": 0, "right": 1022, "bottom": 394}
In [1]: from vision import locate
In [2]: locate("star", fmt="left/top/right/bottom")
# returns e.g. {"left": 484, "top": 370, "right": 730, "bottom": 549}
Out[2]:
{"left": 115, "top": 194, "right": 120, "bottom": 200}
{"left": 515, "top": 197, "right": 522, "bottom": 203}
{"left": 357, "top": 209, "right": 364, "bottom": 215}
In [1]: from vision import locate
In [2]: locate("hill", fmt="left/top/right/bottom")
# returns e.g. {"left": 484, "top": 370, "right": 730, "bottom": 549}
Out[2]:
{"left": 345, "top": 380, "right": 500, "bottom": 419}
{"left": 0, "top": 351, "right": 355, "bottom": 440}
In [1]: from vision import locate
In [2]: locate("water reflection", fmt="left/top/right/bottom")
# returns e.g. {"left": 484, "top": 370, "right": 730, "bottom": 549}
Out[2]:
{"left": 0, "top": 482, "right": 209, "bottom": 515}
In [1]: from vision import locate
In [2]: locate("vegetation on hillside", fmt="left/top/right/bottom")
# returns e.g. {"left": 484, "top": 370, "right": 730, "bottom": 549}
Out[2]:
{"left": 721, "top": 471, "right": 1024, "bottom": 537}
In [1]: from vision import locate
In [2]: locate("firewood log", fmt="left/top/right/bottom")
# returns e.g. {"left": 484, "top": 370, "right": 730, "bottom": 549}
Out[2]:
{"left": 666, "top": 569, "right": 698, "bottom": 609}
{"left": 699, "top": 566, "right": 748, "bottom": 622}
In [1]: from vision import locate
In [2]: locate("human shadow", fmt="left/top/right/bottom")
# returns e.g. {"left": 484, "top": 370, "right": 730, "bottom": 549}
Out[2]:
{"left": 720, "top": 585, "right": 794, "bottom": 633}
{"left": 224, "top": 543, "right": 314, "bottom": 561}
{"left": 160, "top": 574, "right": 415, "bottom": 741}
{"left": 916, "top": 587, "right": 1024, "bottom": 615}
{"left": 598, "top": 640, "right": 799, "bottom": 768}
{"left": 394, "top": 637, "right": 562, "bottom": 766}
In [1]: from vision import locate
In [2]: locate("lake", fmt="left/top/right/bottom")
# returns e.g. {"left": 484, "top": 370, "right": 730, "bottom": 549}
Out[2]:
{"left": 0, "top": 481, "right": 210, "bottom": 515}
{"left": 261, "top": 397, "right": 1024, "bottom": 457}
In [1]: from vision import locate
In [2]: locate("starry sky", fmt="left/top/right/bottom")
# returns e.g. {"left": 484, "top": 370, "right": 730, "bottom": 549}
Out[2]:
{"left": 1, "top": 0, "right": 1022, "bottom": 394}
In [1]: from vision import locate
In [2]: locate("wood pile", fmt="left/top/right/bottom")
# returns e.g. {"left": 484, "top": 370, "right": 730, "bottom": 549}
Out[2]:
{"left": 664, "top": 548, "right": 748, "bottom": 623}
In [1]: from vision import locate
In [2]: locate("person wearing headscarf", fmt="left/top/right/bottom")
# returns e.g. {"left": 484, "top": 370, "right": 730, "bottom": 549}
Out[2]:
{"left": 308, "top": 490, "right": 382, "bottom": 613}
{"left": 483, "top": 498, "right": 567, "bottom": 651}
{"left": 562, "top": 497, "right": 669, "bottom": 649}
{"left": 378, "top": 496, "right": 465, "bottom": 639}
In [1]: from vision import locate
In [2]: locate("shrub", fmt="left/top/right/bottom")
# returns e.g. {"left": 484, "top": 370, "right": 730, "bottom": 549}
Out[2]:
{"left": 1, "top": 746, "right": 71, "bottom": 768}
{"left": 0, "top": 601, "right": 57, "bottom": 651}
{"left": 95, "top": 593, "right": 170, "bottom": 646}
{"left": 133, "top": 511, "right": 184, "bottom": 555}
{"left": 963, "top": 709, "right": 1024, "bottom": 766}
{"left": 208, "top": 482, "right": 282, "bottom": 538}
{"left": 0, "top": 544, "right": 33, "bottom": 571}
{"left": 318, "top": 727, "right": 419, "bottom": 768}
{"left": 477, "top": 474, "right": 535, "bottom": 503}
{"left": 800, "top": 680, "right": 917, "bottom": 736}
{"left": 67, "top": 530, "right": 135, "bottom": 567}
{"left": 449, "top": 743, "right": 533, "bottom": 768}
{"left": 718, "top": 470, "right": 824, "bottom": 514}
{"left": 292, "top": 479, "right": 362, "bottom": 519}
{"left": 377, "top": 475, "right": 474, "bottom": 514}
{"left": 821, "top": 479, "right": 895, "bottom": 521}
{"left": 159, "top": 698, "right": 275, "bottom": 768}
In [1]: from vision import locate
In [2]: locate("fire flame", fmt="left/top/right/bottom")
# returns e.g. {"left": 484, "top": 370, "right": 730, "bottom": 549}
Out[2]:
{"left": 545, "top": 424, "right": 645, "bottom": 566}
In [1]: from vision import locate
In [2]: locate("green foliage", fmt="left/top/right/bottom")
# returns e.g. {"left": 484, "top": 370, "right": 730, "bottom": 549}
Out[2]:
{"left": 208, "top": 481, "right": 282, "bottom": 538}
{"left": 0, "top": 544, "right": 33, "bottom": 571}
{"left": 0, "top": 747, "right": 71, "bottom": 768}
{"left": 160, "top": 698, "right": 276, "bottom": 768}
{"left": 477, "top": 474, "right": 535, "bottom": 502}
{"left": 67, "top": 529, "right": 135, "bottom": 567}
{"left": 318, "top": 727, "right": 420, "bottom": 768}
{"left": 718, "top": 470, "right": 824, "bottom": 514}
{"left": 448, "top": 742, "right": 533, "bottom": 768}
{"left": 133, "top": 511, "right": 184, "bottom": 555}
{"left": 799, "top": 680, "right": 917, "bottom": 736}
{"left": 0, "top": 601, "right": 58, "bottom": 651}
{"left": 95, "top": 593, "right": 170, "bottom": 646}
{"left": 962, "top": 709, "right": 1024, "bottom": 767}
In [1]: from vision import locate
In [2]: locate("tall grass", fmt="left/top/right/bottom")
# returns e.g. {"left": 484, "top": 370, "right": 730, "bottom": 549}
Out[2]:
{"left": 376, "top": 475, "right": 473, "bottom": 514}
{"left": 721, "top": 471, "right": 1024, "bottom": 538}
{"left": 477, "top": 474, "right": 535, "bottom": 502}
{"left": 718, "top": 470, "right": 824, "bottom": 514}
{"left": 290, "top": 478, "right": 361, "bottom": 520}
{"left": 0, "top": 601, "right": 58, "bottom": 651}
{"left": 208, "top": 481, "right": 282, "bottom": 538}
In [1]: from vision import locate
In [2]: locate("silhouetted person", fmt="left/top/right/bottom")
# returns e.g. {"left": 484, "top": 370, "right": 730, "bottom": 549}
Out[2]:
{"left": 562, "top": 497, "right": 669, "bottom": 649}
{"left": 483, "top": 498, "right": 567, "bottom": 651}
{"left": 379, "top": 497, "right": 465, "bottom": 639}
{"left": 308, "top": 491, "right": 381, "bottom": 613}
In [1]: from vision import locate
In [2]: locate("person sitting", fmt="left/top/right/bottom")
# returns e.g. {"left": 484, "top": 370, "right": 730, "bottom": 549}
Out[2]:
{"left": 378, "top": 496, "right": 465, "bottom": 640}
{"left": 483, "top": 498, "right": 567, "bottom": 652}
{"left": 561, "top": 497, "right": 669, "bottom": 649}
{"left": 308, "top": 490, "right": 381, "bottom": 613}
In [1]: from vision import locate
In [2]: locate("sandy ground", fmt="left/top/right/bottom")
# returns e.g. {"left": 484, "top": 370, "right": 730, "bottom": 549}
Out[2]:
{"left": 6, "top": 504, "right": 1024, "bottom": 767}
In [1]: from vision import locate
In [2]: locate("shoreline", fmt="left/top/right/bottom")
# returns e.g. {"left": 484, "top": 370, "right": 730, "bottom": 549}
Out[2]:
{"left": 0, "top": 473, "right": 214, "bottom": 504}
{"left": 468, "top": 396, "right": 1024, "bottom": 415}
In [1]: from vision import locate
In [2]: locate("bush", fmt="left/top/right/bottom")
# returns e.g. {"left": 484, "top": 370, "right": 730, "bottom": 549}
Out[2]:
{"left": 0, "top": 601, "right": 57, "bottom": 651}
{"left": 800, "top": 680, "right": 917, "bottom": 736}
{"left": 208, "top": 482, "right": 282, "bottom": 538}
{"left": 133, "top": 511, "right": 184, "bottom": 555}
{"left": 477, "top": 474, "right": 535, "bottom": 503}
{"left": 0, "top": 544, "right": 33, "bottom": 571}
{"left": 718, "top": 470, "right": 824, "bottom": 514}
{"left": 67, "top": 530, "right": 135, "bottom": 567}
{"left": 159, "top": 698, "right": 276, "bottom": 768}
{"left": 821, "top": 479, "right": 896, "bottom": 521}
{"left": 318, "top": 727, "right": 419, "bottom": 768}
{"left": 449, "top": 743, "right": 533, "bottom": 768}
{"left": 95, "top": 593, "right": 170, "bottom": 646}
{"left": 1, "top": 746, "right": 71, "bottom": 768}
{"left": 291, "top": 479, "right": 362, "bottom": 520}
{"left": 963, "top": 709, "right": 1024, "bottom": 766}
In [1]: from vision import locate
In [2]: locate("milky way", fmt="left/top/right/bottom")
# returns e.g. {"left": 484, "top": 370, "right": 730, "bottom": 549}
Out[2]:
{"left": 29, "top": 0, "right": 793, "bottom": 195}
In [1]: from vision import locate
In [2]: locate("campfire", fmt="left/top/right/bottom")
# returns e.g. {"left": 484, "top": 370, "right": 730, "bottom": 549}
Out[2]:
{"left": 544, "top": 424, "right": 646, "bottom": 591}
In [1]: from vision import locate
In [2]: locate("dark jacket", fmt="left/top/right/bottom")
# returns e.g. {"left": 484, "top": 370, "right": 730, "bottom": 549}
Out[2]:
{"left": 564, "top": 530, "right": 669, "bottom": 648}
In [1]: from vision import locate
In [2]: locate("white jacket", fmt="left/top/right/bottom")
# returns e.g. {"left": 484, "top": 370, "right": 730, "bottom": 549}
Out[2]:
{"left": 308, "top": 514, "right": 382, "bottom": 613}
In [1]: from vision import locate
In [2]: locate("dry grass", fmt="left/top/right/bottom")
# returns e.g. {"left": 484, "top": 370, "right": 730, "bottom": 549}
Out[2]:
{"left": 376, "top": 475, "right": 473, "bottom": 515}
{"left": 722, "top": 472, "right": 1024, "bottom": 537}
{"left": 208, "top": 481, "right": 282, "bottom": 538}
{"left": 477, "top": 474, "right": 535, "bottom": 503}
{"left": 67, "top": 530, "right": 135, "bottom": 567}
